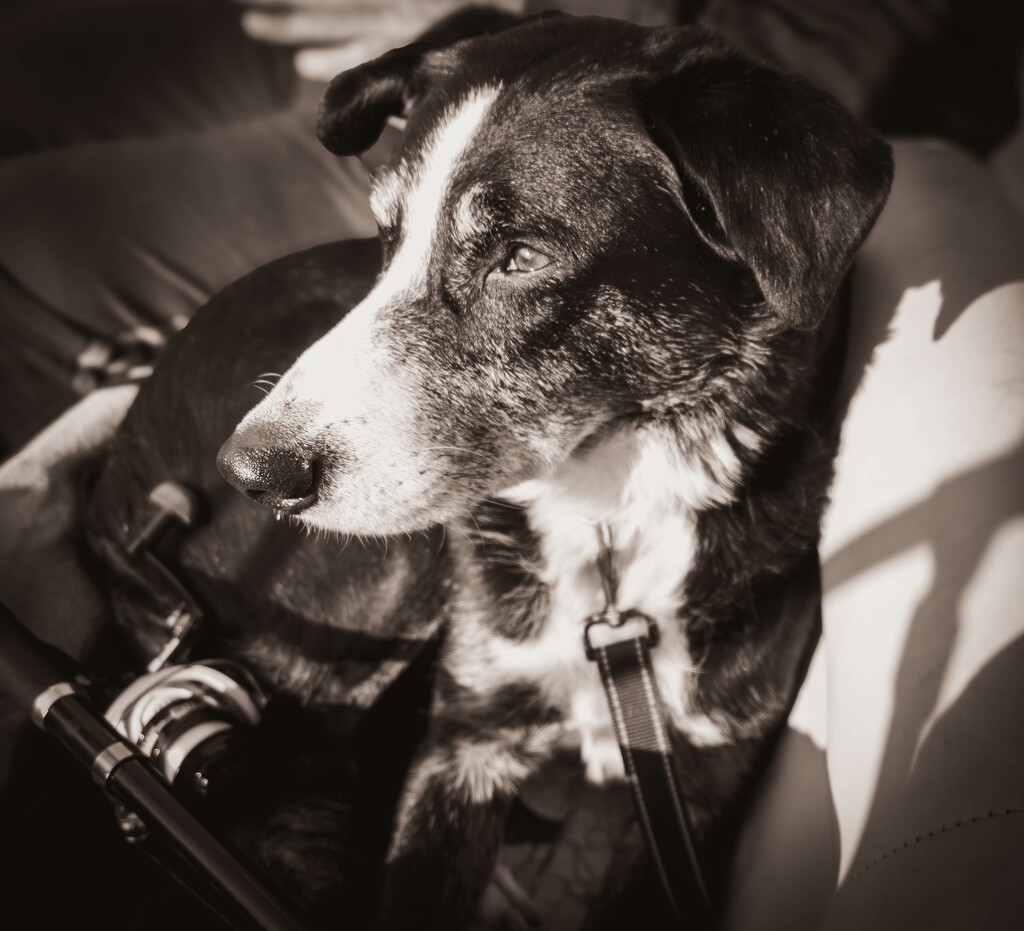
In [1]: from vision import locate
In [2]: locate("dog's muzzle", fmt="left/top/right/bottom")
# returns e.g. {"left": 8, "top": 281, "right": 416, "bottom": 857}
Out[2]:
{"left": 217, "top": 427, "right": 321, "bottom": 514}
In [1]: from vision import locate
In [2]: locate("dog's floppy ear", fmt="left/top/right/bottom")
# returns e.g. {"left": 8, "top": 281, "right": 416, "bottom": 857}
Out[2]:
{"left": 317, "top": 7, "right": 522, "bottom": 156}
{"left": 643, "top": 32, "right": 894, "bottom": 329}
{"left": 317, "top": 42, "right": 425, "bottom": 156}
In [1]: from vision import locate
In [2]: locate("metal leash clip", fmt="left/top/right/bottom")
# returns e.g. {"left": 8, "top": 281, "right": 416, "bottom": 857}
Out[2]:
{"left": 583, "top": 523, "right": 659, "bottom": 661}
{"left": 584, "top": 608, "right": 660, "bottom": 661}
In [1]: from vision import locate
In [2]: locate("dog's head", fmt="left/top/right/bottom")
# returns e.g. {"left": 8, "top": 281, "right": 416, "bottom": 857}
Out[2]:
{"left": 218, "top": 16, "right": 892, "bottom": 536}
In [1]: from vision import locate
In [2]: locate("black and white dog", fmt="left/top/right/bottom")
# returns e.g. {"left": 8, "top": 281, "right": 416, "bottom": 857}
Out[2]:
{"left": 217, "top": 14, "right": 893, "bottom": 928}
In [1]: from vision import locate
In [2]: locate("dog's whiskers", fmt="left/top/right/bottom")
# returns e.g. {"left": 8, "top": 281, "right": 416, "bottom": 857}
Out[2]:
{"left": 245, "top": 373, "right": 284, "bottom": 396}
{"left": 422, "top": 445, "right": 496, "bottom": 464}
{"left": 482, "top": 495, "right": 526, "bottom": 511}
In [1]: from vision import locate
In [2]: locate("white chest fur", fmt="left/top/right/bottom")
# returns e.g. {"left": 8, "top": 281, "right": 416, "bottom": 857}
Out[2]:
{"left": 535, "top": 509, "right": 698, "bottom": 783}
{"left": 451, "top": 426, "right": 737, "bottom": 784}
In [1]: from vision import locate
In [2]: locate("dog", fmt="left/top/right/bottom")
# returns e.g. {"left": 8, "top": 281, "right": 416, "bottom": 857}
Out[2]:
{"left": 214, "top": 12, "right": 893, "bottom": 929}
{"left": 213, "top": 13, "right": 893, "bottom": 928}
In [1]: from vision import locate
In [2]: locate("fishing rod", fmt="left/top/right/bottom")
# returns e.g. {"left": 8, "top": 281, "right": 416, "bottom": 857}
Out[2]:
{"left": 0, "top": 599, "right": 308, "bottom": 931}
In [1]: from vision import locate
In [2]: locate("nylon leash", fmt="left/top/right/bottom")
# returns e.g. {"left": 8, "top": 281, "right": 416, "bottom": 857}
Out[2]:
{"left": 584, "top": 523, "right": 710, "bottom": 918}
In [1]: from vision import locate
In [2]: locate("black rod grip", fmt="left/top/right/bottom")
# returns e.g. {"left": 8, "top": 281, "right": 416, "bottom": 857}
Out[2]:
{"left": 0, "top": 601, "right": 308, "bottom": 931}
{"left": 108, "top": 757, "right": 308, "bottom": 931}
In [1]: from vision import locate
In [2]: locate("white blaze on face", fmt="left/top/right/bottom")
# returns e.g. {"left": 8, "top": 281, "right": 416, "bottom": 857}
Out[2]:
{"left": 379, "top": 86, "right": 501, "bottom": 300}
{"left": 239, "top": 86, "right": 502, "bottom": 536}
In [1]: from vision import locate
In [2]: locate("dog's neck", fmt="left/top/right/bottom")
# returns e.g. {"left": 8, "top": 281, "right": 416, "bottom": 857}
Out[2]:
{"left": 457, "top": 421, "right": 759, "bottom": 634}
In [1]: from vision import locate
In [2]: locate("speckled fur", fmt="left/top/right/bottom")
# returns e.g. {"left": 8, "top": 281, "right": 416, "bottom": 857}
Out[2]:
{"left": 218, "top": 15, "right": 892, "bottom": 929}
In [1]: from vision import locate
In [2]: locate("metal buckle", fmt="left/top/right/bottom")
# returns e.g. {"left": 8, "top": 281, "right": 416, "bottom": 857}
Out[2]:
{"left": 583, "top": 522, "right": 660, "bottom": 660}
{"left": 584, "top": 609, "right": 660, "bottom": 661}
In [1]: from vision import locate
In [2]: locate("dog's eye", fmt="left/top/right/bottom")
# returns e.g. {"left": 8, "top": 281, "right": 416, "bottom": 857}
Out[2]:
{"left": 504, "top": 245, "right": 551, "bottom": 274}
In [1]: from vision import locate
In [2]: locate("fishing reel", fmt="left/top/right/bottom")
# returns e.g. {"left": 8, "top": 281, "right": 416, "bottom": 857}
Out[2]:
{"left": 104, "top": 659, "right": 269, "bottom": 805}
{"left": 101, "top": 480, "right": 272, "bottom": 831}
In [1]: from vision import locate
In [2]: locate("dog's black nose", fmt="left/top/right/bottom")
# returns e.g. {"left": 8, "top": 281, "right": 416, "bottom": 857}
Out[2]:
{"left": 217, "top": 430, "right": 320, "bottom": 513}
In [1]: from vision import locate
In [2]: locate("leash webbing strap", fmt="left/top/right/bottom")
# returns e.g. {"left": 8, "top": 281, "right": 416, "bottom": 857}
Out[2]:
{"left": 585, "top": 523, "right": 709, "bottom": 916}
{"left": 588, "top": 616, "right": 710, "bottom": 917}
